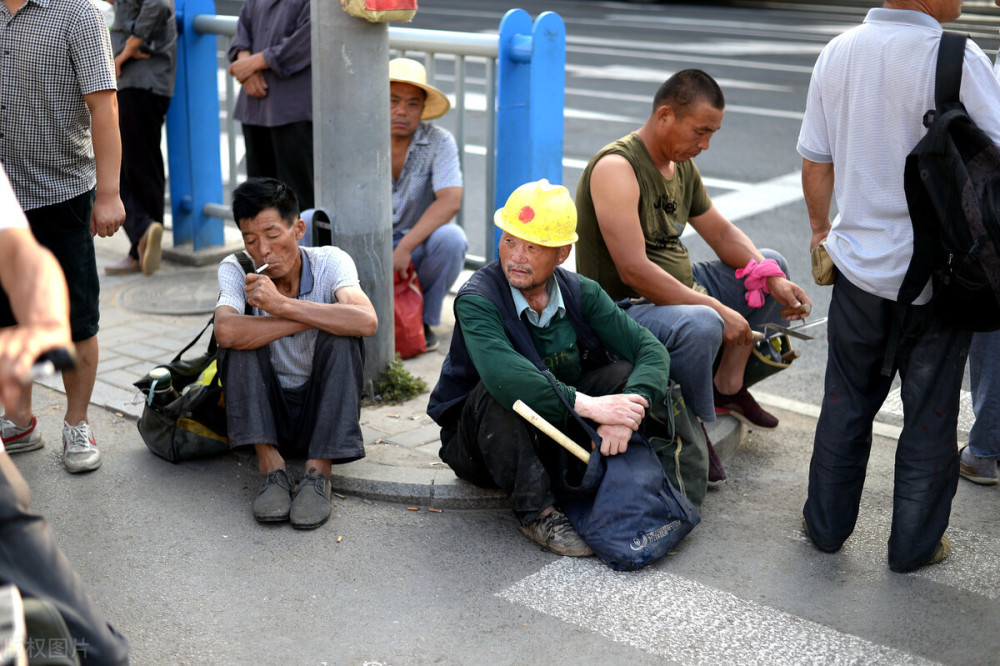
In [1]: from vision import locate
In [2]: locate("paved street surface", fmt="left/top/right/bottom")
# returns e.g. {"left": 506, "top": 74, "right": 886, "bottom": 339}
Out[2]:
{"left": 10, "top": 1, "right": 1000, "bottom": 664}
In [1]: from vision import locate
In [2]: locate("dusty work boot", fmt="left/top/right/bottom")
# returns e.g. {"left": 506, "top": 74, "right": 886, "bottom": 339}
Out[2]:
{"left": 521, "top": 509, "right": 593, "bottom": 557}
{"left": 290, "top": 468, "right": 332, "bottom": 530}
{"left": 1, "top": 415, "right": 45, "bottom": 453}
{"left": 253, "top": 469, "right": 292, "bottom": 522}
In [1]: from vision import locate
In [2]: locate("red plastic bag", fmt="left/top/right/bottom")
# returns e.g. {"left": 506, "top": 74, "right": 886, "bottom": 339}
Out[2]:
{"left": 394, "top": 265, "right": 426, "bottom": 359}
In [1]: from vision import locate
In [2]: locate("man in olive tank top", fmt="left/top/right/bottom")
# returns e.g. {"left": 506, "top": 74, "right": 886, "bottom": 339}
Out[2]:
{"left": 576, "top": 70, "right": 812, "bottom": 481}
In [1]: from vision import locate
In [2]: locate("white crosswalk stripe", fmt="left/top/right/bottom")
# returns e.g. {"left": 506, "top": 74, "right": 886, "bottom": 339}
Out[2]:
{"left": 498, "top": 558, "right": 942, "bottom": 665}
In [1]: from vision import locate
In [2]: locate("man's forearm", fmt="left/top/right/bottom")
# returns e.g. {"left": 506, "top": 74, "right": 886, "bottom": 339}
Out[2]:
{"left": 87, "top": 91, "right": 122, "bottom": 200}
{"left": 802, "top": 159, "right": 835, "bottom": 240}
{"left": 396, "top": 188, "right": 462, "bottom": 254}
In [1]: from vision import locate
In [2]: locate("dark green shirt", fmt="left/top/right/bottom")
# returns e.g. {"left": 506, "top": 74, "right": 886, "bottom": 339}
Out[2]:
{"left": 454, "top": 275, "right": 670, "bottom": 423}
{"left": 576, "top": 132, "right": 713, "bottom": 300}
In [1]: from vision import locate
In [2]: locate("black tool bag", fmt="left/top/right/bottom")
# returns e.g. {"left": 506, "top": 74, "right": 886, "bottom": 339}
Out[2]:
{"left": 899, "top": 31, "right": 1000, "bottom": 331}
{"left": 134, "top": 317, "right": 230, "bottom": 463}
{"left": 134, "top": 252, "right": 256, "bottom": 462}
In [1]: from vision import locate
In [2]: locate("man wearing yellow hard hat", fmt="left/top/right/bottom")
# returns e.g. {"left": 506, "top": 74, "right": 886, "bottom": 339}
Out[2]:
{"left": 389, "top": 57, "right": 468, "bottom": 351}
{"left": 427, "top": 180, "right": 707, "bottom": 556}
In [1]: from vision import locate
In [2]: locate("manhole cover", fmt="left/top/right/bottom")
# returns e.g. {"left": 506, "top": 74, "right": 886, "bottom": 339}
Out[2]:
{"left": 118, "top": 272, "right": 219, "bottom": 315}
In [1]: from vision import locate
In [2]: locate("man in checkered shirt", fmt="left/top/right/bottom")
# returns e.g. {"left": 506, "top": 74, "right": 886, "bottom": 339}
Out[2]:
{"left": 390, "top": 58, "right": 467, "bottom": 351}
{"left": 0, "top": 0, "right": 125, "bottom": 474}
{"left": 215, "top": 178, "right": 377, "bottom": 530}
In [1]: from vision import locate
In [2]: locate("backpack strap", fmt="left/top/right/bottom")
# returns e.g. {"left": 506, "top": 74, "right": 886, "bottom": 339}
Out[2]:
{"left": 932, "top": 32, "right": 967, "bottom": 120}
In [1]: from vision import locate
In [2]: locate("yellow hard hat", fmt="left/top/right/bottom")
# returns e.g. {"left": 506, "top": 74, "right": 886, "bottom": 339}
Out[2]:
{"left": 493, "top": 179, "right": 578, "bottom": 247}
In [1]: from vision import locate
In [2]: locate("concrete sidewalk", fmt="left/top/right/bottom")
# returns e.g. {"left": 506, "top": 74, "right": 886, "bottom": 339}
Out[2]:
{"left": 33, "top": 228, "right": 744, "bottom": 509}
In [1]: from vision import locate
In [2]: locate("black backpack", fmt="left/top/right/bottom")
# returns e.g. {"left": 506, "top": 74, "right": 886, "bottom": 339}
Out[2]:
{"left": 898, "top": 32, "right": 1000, "bottom": 331}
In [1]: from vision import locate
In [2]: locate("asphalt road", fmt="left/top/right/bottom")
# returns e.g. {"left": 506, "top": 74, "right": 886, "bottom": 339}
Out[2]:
{"left": 40, "top": 3, "right": 996, "bottom": 664}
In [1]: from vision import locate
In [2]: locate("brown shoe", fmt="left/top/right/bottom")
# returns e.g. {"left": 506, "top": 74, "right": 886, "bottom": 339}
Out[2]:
{"left": 521, "top": 509, "right": 592, "bottom": 557}
{"left": 139, "top": 222, "right": 163, "bottom": 276}
{"left": 104, "top": 255, "right": 140, "bottom": 275}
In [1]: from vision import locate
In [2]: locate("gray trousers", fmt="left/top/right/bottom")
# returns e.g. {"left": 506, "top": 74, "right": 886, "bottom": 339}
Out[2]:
{"left": 219, "top": 333, "right": 366, "bottom": 463}
{"left": 0, "top": 453, "right": 129, "bottom": 665}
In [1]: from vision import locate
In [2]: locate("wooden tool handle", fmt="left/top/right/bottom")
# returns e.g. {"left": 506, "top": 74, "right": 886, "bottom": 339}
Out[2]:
{"left": 513, "top": 400, "right": 591, "bottom": 464}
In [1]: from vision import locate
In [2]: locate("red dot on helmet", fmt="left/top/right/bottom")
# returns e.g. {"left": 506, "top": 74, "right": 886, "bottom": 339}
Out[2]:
{"left": 518, "top": 206, "right": 535, "bottom": 223}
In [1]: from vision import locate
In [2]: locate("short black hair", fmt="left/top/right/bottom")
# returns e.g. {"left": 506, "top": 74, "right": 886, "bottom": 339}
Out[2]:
{"left": 232, "top": 177, "right": 300, "bottom": 229}
{"left": 652, "top": 69, "right": 725, "bottom": 118}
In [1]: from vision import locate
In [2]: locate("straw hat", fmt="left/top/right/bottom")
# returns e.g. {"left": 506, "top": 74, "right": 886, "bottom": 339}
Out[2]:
{"left": 389, "top": 58, "right": 451, "bottom": 120}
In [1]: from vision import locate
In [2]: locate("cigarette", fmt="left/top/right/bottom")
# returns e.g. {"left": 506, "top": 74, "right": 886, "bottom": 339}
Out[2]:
{"left": 255, "top": 263, "right": 269, "bottom": 273}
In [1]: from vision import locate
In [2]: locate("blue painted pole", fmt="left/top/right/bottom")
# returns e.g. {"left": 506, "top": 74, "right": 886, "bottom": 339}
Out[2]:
{"left": 166, "top": 0, "right": 225, "bottom": 250}
{"left": 493, "top": 9, "right": 565, "bottom": 258}
{"left": 528, "top": 12, "right": 565, "bottom": 185}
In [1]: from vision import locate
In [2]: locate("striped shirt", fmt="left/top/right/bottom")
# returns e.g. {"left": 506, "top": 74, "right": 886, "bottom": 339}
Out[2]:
{"left": 216, "top": 246, "right": 361, "bottom": 389}
{"left": 391, "top": 122, "right": 462, "bottom": 237}
{"left": 0, "top": 0, "right": 116, "bottom": 210}
{"left": 797, "top": 8, "right": 1000, "bottom": 302}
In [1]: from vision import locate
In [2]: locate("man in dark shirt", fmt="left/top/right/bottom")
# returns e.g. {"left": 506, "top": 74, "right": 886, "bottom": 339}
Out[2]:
{"left": 428, "top": 180, "right": 703, "bottom": 556}
{"left": 228, "top": 0, "right": 313, "bottom": 210}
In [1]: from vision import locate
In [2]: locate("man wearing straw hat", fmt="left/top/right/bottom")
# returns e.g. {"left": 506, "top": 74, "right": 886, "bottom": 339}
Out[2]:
{"left": 390, "top": 57, "right": 467, "bottom": 351}
{"left": 428, "top": 180, "right": 704, "bottom": 556}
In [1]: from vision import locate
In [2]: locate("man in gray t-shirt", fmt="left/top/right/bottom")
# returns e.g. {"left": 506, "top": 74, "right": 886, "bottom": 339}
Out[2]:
{"left": 215, "top": 178, "right": 377, "bottom": 530}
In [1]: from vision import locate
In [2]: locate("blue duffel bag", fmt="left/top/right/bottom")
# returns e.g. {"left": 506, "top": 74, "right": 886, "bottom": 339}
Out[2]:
{"left": 555, "top": 425, "right": 701, "bottom": 571}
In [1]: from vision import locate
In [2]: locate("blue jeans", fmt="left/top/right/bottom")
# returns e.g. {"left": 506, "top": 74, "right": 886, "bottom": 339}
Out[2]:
{"left": 968, "top": 331, "right": 1000, "bottom": 459}
{"left": 395, "top": 224, "right": 468, "bottom": 327}
{"left": 625, "top": 248, "right": 789, "bottom": 422}
{"left": 804, "top": 274, "right": 971, "bottom": 572}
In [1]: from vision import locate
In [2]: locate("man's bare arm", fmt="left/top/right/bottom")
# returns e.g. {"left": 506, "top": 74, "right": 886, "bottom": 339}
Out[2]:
{"left": 802, "top": 158, "right": 835, "bottom": 250}
{"left": 84, "top": 90, "right": 126, "bottom": 238}
{"left": 215, "top": 282, "right": 378, "bottom": 350}
{"left": 0, "top": 229, "right": 71, "bottom": 405}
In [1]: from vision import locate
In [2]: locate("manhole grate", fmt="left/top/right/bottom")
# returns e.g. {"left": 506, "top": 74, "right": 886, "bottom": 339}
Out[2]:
{"left": 118, "top": 272, "right": 219, "bottom": 315}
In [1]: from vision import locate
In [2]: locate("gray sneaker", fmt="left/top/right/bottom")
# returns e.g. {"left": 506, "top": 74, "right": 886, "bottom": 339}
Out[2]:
{"left": 959, "top": 445, "right": 998, "bottom": 485}
{"left": 253, "top": 469, "right": 293, "bottom": 522}
{"left": 521, "top": 509, "right": 593, "bottom": 557}
{"left": 290, "top": 468, "right": 332, "bottom": 530}
{"left": 1, "top": 415, "right": 44, "bottom": 454}
{"left": 62, "top": 421, "right": 101, "bottom": 473}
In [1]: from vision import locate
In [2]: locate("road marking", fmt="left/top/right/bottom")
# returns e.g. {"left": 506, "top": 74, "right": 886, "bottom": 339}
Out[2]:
{"left": 565, "top": 63, "right": 793, "bottom": 92}
{"left": 498, "top": 558, "right": 940, "bottom": 665}
{"left": 789, "top": 508, "right": 1000, "bottom": 602}
{"left": 568, "top": 34, "right": 825, "bottom": 59}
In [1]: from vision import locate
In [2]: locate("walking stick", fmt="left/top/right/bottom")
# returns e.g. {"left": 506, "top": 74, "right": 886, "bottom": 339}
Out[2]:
{"left": 512, "top": 399, "right": 591, "bottom": 464}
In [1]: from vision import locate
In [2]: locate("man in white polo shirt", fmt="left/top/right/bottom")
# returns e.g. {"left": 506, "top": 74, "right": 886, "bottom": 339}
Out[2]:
{"left": 797, "top": 0, "right": 1000, "bottom": 572}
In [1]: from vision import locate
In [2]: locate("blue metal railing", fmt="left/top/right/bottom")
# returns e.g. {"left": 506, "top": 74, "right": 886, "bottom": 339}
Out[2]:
{"left": 165, "top": 0, "right": 565, "bottom": 265}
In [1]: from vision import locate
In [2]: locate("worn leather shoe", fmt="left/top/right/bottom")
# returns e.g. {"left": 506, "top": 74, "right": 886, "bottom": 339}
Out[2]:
{"left": 290, "top": 468, "right": 332, "bottom": 529}
{"left": 139, "top": 222, "right": 163, "bottom": 276}
{"left": 253, "top": 469, "right": 292, "bottom": 522}
{"left": 714, "top": 385, "right": 779, "bottom": 430}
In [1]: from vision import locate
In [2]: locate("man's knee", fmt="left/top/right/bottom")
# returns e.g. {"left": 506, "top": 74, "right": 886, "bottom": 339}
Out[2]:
{"left": 635, "top": 305, "right": 723, "bottom": 352}
{"left": 424, "top": 224, "right": 468, "bottom": 259}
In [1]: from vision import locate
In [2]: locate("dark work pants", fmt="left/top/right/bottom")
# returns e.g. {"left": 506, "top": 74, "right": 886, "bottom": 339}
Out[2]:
{"left": 0, "top": 454, "right": 129, "bottom": 665}
{"left": 804, "top": 275, "right": 971, "bottom": 572}
{"left": 219, "top": 333, "right": 365, "bottom": 463}
{"left": 242, "top": 121, "right": 314, "bottom": 211}
{"left": 439, "top": 361, "right": 634, "bottom": 522}
{"left": 118, "top": 88, "right": 170, "bottom": 259}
